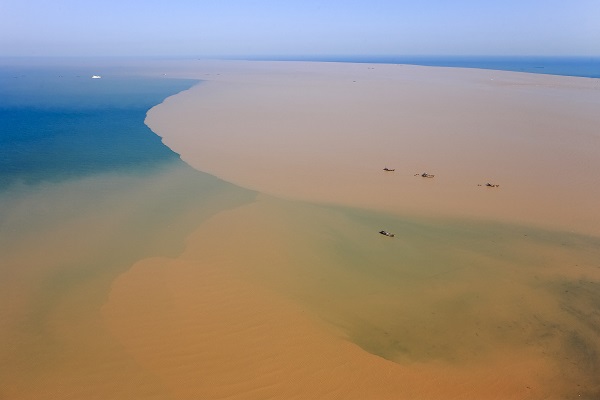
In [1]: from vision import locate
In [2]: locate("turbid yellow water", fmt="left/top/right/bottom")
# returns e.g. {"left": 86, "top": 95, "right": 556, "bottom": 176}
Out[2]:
{"left": 3, "top": 60, "right": 600, "bottom": 399}
{"left": 2, "top": 167, "right": 599, "bottom": 399}
{"left": 138, "top": 60, "right": 600, "bottom": 398}
{"left": 101, "top": 194, "right": 600, "bottom": 399}
{"left": 0, "top": 163, "right": 255, "bottom": 399}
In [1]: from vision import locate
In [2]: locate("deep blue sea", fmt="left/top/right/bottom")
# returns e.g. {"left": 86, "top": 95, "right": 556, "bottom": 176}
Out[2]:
{"left": 1, "top": 57, "right": 598, "bottom": 189}
{"left": 0, "top": 63, "right": 195, "bottom": 187}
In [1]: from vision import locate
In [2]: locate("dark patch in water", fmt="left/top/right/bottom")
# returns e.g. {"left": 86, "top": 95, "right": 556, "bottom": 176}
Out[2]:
{"left": 559, "top": 280, "right": 600, "bottom": 335}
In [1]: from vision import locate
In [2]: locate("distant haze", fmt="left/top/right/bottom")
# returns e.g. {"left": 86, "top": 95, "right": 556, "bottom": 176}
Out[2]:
{"left": 1, "top": 0, "right": 599, "bottom": 57}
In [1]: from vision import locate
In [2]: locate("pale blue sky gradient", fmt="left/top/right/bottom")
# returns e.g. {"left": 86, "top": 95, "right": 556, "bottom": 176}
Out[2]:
{"left": 1, "top": 0, "right": 598, "bottom": 57}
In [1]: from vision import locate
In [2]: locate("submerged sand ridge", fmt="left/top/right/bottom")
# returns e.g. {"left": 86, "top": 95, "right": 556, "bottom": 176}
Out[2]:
{"left": 146, "top": 60, "right": 600, "bottom": 236}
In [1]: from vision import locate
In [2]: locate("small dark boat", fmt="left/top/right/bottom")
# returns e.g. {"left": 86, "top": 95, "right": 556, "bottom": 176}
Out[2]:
{"left": 485, "top": 183, "right": 499, "bottom": 187}
{"left": 383, "top": 167, "right": 395, "bottom": 171}
{"left": 421, "top": 172, "right": 434, "bottom": 178}
{"left": 379, "top": 230, "right": 395, "bottom": 237}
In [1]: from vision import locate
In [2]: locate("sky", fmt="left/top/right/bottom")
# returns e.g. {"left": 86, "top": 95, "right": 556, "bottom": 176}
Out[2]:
{"left": 1, "top": 0, "right": 599, "bottom": 57}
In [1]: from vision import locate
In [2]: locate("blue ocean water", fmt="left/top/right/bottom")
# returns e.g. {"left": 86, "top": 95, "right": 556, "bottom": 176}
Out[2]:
{"left": 0, "top": 63, "right": 196, "bottom": 187}
{"left": 242, "top": 55, "right": 600, "bottom": 78}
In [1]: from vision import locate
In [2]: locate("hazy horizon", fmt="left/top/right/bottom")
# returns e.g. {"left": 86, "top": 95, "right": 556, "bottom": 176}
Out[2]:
{"left": 1, "top": 0, "right": 599, "bottom": 58}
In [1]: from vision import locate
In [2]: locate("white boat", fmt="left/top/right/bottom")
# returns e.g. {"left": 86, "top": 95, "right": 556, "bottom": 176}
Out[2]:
{"left": 91, "top": 75, "right": 102, "bottom": 79}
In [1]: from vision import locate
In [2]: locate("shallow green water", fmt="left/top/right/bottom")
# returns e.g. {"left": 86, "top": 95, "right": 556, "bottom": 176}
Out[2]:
{"left": 252, "top": 200, "right": 600, "bottom": 395}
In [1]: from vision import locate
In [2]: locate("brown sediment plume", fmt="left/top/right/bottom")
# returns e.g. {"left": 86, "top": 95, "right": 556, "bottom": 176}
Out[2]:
{"left": 103, "top": 196, "right": 596, "bottom": 399}
{"left": 147, "top": 60, "right": 600, "bottom": 236}
{"left": 4, "top": 171, "right": 599, "bottom": 398}
{"left": 138, "top": 60, "right": 600, "bottom": 398}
